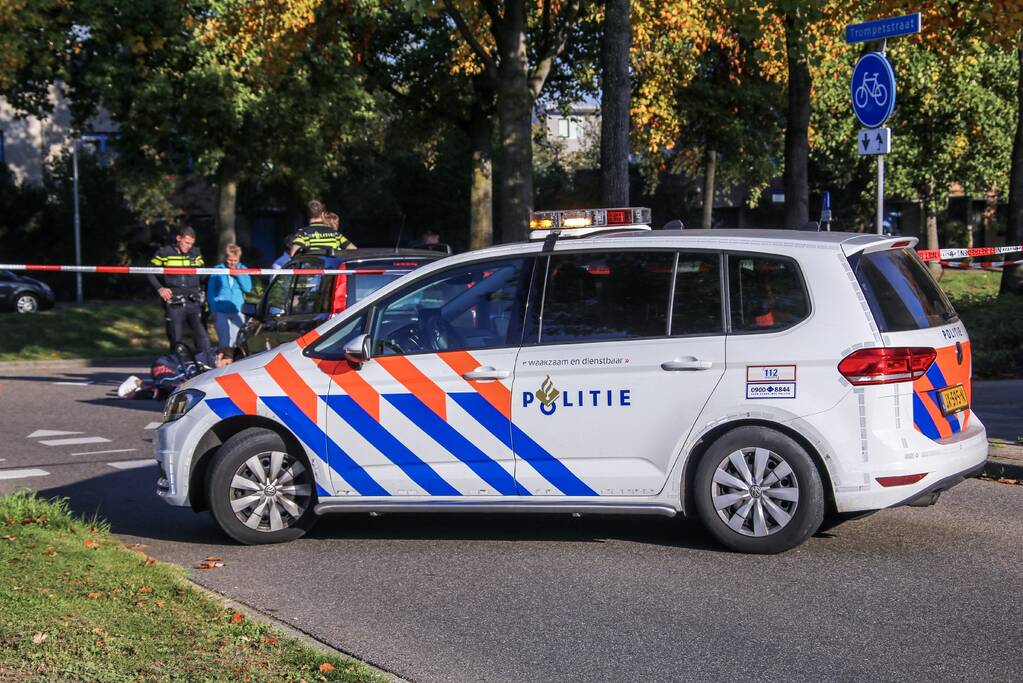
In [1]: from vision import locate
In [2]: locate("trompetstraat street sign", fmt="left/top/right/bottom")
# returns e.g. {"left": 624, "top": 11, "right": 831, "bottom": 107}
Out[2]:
{"left": 845, "top": 13, "right": 921, "bottom": 44}
{"left": 858, "top": 127, "right": 892, "bottom": 155}
{"left": 851, "top": 52, "right": 896, "bottom": 129}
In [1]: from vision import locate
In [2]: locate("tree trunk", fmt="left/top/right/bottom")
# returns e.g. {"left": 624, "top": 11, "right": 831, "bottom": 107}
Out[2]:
{"left": 925, "top": 201, "right": 942, "bottom": 279}
{"left": 600, "top": 0, "right": 631, "bottom": 207}
{"left": 469, "top": 103, "right": 494, "bottom": 250}
{"left": 702, "top": 147, "right": 717, "bottom": 229}
{"left": 216, "top": 167, "right": 238, "bottom": 256}
{"left": 494, "top": 1, "right": 533, "bottom": 243}
{"left": 782, "top": 13, "right": 811, "bottom": 228}
{"left": 983, "top": 189, "right": 999, "bottom": 248}
{"left": 1000, "top": 43, "right": 1023, "bottom": 295}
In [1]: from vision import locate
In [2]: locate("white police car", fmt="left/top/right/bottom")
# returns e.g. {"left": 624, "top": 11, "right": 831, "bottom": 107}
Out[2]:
{"left": 156, "top": 208, "right": 987, "bottom": 553}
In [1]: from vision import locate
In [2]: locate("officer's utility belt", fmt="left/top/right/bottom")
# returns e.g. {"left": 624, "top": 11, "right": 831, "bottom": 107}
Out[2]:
{"left": 167, "top": 291, "right": 205, "bottom": 307}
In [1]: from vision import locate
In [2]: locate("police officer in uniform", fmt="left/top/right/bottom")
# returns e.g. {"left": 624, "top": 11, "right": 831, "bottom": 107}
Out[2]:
{"left": 148, "top": 225, "right": 213, "bottom": 358}
{"left": 289, "top": 199, "right": 356, "bottom": 256}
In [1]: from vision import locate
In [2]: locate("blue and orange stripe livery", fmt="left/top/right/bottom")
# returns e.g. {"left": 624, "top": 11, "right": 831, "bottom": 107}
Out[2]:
{"left": 206, "top": 350, "right": 597, "bottom": 497}
{"left": 912, "top": 342, "right": 971, "bottom": 441}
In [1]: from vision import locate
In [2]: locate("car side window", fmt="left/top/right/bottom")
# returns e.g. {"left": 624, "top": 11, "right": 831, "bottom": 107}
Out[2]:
{"left": 370, "top": 257, "right": 533, "bottom": 356}
{"left": 305, "top": 313, "right": 367, "bottom": 358}
{"left": 264, "top": 273, "right": 293, "bottom": 316}
{"left": 290, "top": 260, "right": 326, "bottom": 316}
{"left": 728, "top": 254, "right": 809, "bottom": 332}
{"left": 536, "top": 251, "right": 674, "bottom": 344}
{"left": 671, "top": 253, "right": 723, "bottom": 336}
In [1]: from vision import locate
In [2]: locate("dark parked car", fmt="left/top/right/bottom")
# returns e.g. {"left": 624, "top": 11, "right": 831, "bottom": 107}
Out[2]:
{"left": 238, "top": 248, "right": 446, "bottom": 354}
{"left": 0, "top": 270, "right": 56, "bottom": 313}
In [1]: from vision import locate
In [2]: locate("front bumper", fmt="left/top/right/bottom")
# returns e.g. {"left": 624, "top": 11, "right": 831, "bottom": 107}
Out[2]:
{"left": 154, "top": 407, "right": 214, "bottom": 507}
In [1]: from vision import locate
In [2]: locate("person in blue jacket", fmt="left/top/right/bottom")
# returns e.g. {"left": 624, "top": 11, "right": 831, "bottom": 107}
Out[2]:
{"left": 207, "top": 243, "right": 253, "bottom": 347}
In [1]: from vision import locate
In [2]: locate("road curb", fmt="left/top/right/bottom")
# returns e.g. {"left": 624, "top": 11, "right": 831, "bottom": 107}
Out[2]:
{"left": 981, "top": 458, "right": 1023, "bottom": 481}
{"left": 187, "top": 579, "right": 411, "bottom": 683}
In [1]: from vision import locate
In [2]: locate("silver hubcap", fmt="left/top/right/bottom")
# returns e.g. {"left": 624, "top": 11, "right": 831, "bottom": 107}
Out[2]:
{"left": 229, "top": 451, "right": 312, "bottom": 532}
{"left": 711, "top": 447, "right": 799, "bottom": 537}
{"left": 16, "top": 295, "right": 38, "bottom": 313}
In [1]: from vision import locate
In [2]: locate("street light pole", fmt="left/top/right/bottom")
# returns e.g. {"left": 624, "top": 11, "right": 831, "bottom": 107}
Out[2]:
{"left": 71, "top": 139, "right": 83, "bottom": 304}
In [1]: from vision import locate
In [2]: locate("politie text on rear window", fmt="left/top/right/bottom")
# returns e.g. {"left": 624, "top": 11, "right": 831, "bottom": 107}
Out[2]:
{"left": 853, "top": 248, "right": 957, "bottom": 332}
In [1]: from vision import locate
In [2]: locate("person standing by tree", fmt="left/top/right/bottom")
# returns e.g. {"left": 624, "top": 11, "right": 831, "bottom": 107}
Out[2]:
{"left": 207, "top": 243, "right": 252, "bottom": 348}
{"left": 148, "top": 225, "right": 212, "bottom": 357}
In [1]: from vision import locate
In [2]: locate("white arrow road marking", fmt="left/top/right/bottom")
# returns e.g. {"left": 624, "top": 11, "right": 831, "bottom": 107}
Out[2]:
{"left": 0, "top": 468, "right": 50, "bottom": 480}
{"left": 52, "top": 381, "right": 94, "bottom": 386}
{"left": 107, "top": 460, "right": 155, "bottom": 470}
{"left": 144, "top": 422, "right": 162, "bottom": 430}
{"left": 28, "top": 430, "right": 82, "bottom": 438}
{"left": 71, "top": 448, "right": 137, "bottom": 456}
{"left": 38, "top": 436, "right": 111, "bottom": 447}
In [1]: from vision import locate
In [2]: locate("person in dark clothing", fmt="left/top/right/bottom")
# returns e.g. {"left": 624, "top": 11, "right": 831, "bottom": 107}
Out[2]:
{"left": 117, "top": 345, "right": 234, "bottom": 400}
{"left": 289, "top": 199, "right": 355, "bottom": 256}
{"left": 147, "top": 225, "right": 212, "bottom": 356}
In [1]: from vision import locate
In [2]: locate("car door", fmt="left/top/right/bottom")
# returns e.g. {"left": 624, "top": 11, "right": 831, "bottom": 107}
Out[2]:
{"left": 511, "top": 250, "right": 727, "bottom": 496}
{"left": 244, "top": 271, "right": 294, "bottom": 352}
{"left": 276, "top": 257, "right": 332, "bottom": 345}
{"left": 0, "top": 271, "right": 14, "bottom": 308}
{"left": 318, "top": 256, "right": 534, "bottom": 497}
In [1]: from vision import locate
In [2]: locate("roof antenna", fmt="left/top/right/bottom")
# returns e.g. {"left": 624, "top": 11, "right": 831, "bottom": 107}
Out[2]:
{"left": 394, "top": 211, "right": 406, "bottom": 253}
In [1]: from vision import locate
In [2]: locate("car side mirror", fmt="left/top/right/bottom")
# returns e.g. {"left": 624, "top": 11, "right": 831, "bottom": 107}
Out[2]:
{"left": 241, "top": 302, "right": 257, "bottom": 317}
{"left": 343, "top": 333, "right": 372, "bottom": 368}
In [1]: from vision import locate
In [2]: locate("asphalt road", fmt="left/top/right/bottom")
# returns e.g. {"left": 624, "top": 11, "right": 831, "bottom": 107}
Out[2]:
{"left": 1, "top": 360, "right": 1022, "bottom": 682}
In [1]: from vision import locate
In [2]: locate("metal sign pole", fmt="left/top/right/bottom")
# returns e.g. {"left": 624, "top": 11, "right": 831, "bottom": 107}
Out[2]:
{"left": 71, "top": 140, "right": 83, "bottom": 304}
{"left": 877, "top": 155, "right": 885, "bottom": 234}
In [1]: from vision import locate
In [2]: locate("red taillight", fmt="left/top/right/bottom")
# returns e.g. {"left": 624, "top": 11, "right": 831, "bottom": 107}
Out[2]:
{"left": 330, "top": 274, "right": 348, "bottom": 313}
{"left": 876, "top": 473, "right": 928, "bottom": 487}
{"left": 889, "top": 240, "right": 911, "bottom": 248}
{"left": 837, "top": 347, "right": 936, "bottom": 385}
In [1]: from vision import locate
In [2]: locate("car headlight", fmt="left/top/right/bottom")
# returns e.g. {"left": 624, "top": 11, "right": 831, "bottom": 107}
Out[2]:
{"left": 163, "top": 389, "right": 205, "bottom": 422}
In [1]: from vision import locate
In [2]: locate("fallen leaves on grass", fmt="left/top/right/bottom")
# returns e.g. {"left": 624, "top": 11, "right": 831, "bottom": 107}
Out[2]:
{"left": 230, "top": 612, "right": 245, "bottom": 625}
{"left": 139, "top": 585, "right": 153, "bottom": 594}
{"left": 43, "top": 546, "right": 56, "bottom": 556}
{"left": 31, "top": 633, "right": 47, "bottom": 644}
{"left": 319, "top": 663, "right": 334, "bottom": 673}
{"left": 87, "top": 592, "right": 103, "bottom": 600}
{"left": 84, "top": 538, "right": 99, "bottom": 549}
{"left": 196, "top": 556, "right": 224, "bottom": 569}
{"left": 2, "top": 534, "right": 16, "bottom": 541}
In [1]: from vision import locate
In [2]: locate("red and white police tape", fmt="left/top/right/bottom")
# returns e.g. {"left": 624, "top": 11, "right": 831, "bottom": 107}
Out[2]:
{"left": 916, "top": 245, "right": 1023, "bottom": 261}
{"left": 3, "top": 243, "right": 1023, "bottom": 275}
{"left": 0, "top": 264, "right": 410, "bottom": 276}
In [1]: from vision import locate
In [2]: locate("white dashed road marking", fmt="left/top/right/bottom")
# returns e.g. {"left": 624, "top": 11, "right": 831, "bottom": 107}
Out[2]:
{"left": 144, "top": 422, "right": 162, "bottom": 430}
{"left": 27, "top": 430, "right": 82, "bottom": 438}
{"left": 52, "top": 381, "right": 94, "bottom": 386}
{"left": 107, "top": 460, "right": 155, "bottom": 470}
{"left": 38, "top": 436, "right": 111, "bottom": 447}
{"left": 71, "top": 448, "right": 138, "bottom": 456}
{"left": 0, "top": 468, "right": 50, "bottom": 480}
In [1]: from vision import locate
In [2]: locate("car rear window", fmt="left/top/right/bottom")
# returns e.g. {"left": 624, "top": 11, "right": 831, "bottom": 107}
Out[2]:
{"left": 852, "top": 248, "right": 957, "bottom": 332}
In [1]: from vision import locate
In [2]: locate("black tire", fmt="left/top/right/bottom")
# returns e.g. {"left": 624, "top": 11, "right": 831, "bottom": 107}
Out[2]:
{"left": 693, "top": 426, "right": 824, "bottom": 554}
{"left": 206, "top": 428, "right": 318, "bottom": 544}
{"left": 14, "top": 293, "right": 39, "bottom": 313}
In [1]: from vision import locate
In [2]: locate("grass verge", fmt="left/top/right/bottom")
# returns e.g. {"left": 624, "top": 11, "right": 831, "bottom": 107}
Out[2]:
{"left": 0, "top": 490, "right": 385, "bottom": 682}
{"left": 939, "top": 270, "right": 1023, "bottom": 378}
{"left": 1, "top": 303, "right": 176, "bottom": 362}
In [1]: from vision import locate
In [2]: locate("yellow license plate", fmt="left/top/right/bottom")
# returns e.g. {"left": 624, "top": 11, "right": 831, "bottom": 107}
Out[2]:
{"left": 937, "top": 384, "right": 969, "bottom": 416}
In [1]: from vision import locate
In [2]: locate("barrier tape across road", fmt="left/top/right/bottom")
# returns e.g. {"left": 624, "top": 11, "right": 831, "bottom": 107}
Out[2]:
{"left": 3, "top": 243, "right": 1023, "bottom": 275}
{"left": 0, "top": 265, "right": 411, "bottom": 276}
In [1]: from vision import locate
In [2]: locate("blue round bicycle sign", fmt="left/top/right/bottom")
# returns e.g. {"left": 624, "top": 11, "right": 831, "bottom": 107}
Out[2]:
{"left": 851, "top": 52, "right": 896, "bottom": 128}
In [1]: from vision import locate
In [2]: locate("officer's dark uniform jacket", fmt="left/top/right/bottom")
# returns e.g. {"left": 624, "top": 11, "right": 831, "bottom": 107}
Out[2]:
{"left": 292, "top": 220, "right": 352, "bottom": 252}
{"left": 147, "top": 245, "right": 205, "bottom": 298}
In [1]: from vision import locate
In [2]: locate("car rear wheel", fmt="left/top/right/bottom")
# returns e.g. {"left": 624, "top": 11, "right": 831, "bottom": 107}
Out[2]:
{"left": 693, "top": 426, "right": 824, "bottom": 554}
{"left": 15, "top": 293, "right": 39, "bottom": 313}
{"left": 206, "top": 428, "right": 318, "bottom": 544}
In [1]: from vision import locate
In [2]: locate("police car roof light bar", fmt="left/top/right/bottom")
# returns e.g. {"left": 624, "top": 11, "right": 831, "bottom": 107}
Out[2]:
{"left": 528, "top": 207, "right": 653, "bottom": 240}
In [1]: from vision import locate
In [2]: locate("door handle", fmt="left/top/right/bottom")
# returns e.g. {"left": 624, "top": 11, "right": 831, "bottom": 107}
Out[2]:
{"left": 661, "top": 357, "right": 713, "bottom": 371}
{"left": 462, "top": 366, "right": 511, "bottom": 381}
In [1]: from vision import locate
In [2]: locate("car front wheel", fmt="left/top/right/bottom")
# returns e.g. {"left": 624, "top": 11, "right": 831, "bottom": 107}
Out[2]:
{"left": 15, "top": 293, "right": 39, "bottom": 313}
{"left": 693, "top": 426, "right": 824, "bottom": 554}
{"left": 206, "top": 428, "right": 318, "bottom": 544}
